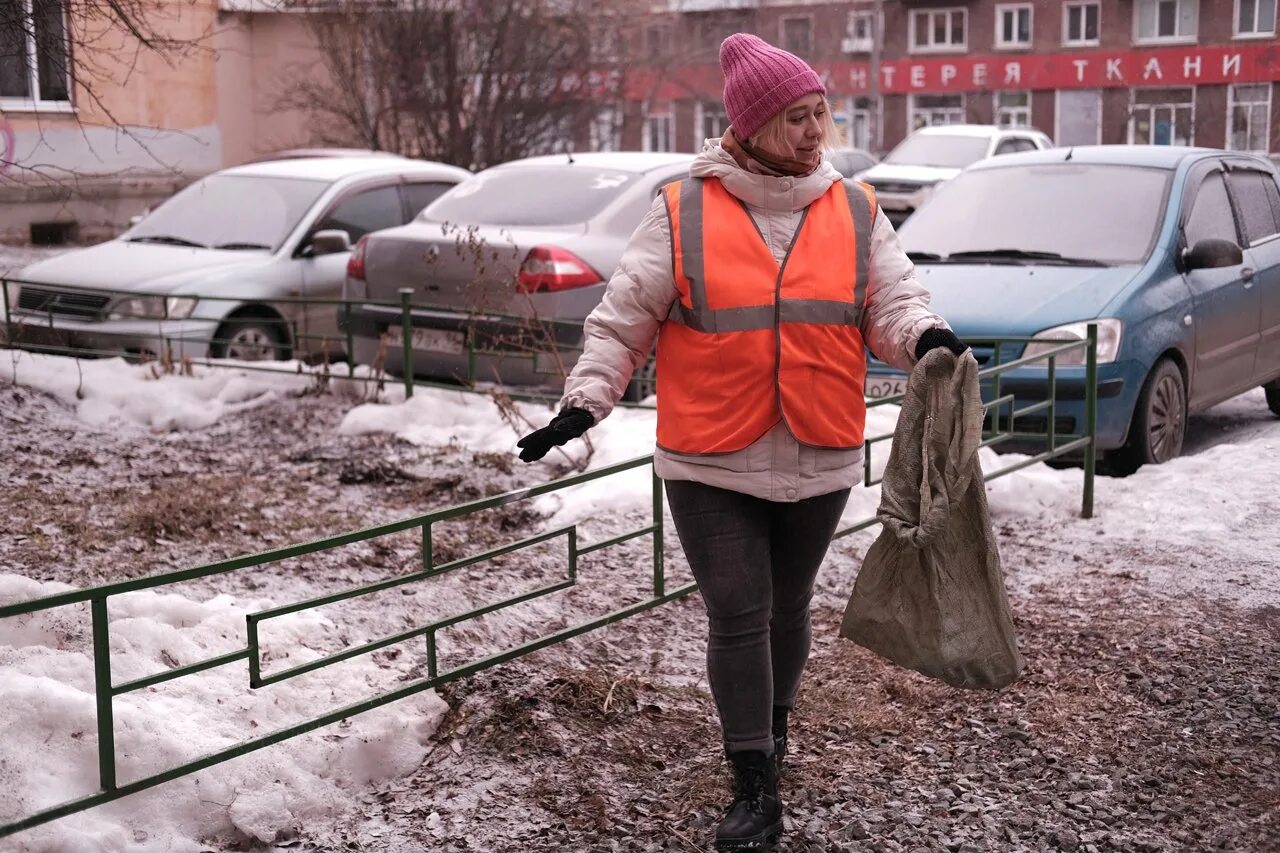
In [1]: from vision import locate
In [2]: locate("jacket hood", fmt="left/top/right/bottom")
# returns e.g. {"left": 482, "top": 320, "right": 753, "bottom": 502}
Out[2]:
{"left": 690, "top": 138, "right": 844, "bottom": 213}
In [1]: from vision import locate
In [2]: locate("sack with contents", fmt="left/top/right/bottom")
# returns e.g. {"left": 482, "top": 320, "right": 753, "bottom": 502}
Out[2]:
{"left": 840, "top": 348, "right": 1024, "bottom": 690}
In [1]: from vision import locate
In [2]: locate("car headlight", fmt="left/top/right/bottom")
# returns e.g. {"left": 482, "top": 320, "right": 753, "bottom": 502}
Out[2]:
{"left": 109, "top": 296, "right": 198, "bottom": 320}
{"left": 1021, "top": 319, "right": 1123, "bottom": 366}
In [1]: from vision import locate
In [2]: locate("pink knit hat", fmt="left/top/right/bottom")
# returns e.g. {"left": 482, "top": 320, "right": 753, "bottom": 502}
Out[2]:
{"left": 719, "top": 33, "right": 826, "bottom": 141}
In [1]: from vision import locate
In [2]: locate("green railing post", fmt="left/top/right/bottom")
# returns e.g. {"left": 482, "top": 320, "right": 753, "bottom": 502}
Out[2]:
{"left": 343, "top": 302, "right": 355, "bottom": 378}
{"left": 1047, "top": 354, "right": 1057, "bottom": 453}
{"left": 1082, "top": 323, "right": 1098, "bottom": 519}
{"left": 398, "top": 288, "right": 414, "bottom": 399}
{"left": 652, "top": 468, "right": 664, "bottom": 598}
{"left": 422, "top": 522, "right": 433, "bottom": 570}
{"left": 90, "top": 598, "right": 116, "bottom": 791}
{"left": 1, "top": 279, "right": 11, "bottom": 342}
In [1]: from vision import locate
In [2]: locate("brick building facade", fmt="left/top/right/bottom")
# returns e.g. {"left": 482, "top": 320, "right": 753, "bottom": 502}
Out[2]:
{"left": 602, "top": 0, "right": 1279, "bottom": 158}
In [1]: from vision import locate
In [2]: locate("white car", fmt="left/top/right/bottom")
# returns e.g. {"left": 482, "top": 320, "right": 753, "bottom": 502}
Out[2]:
{"left": 857, "top": 125, "right": 1053, "bottom": 226}
{"left": 4, "top": 157, "right": 472, "bottom": 362}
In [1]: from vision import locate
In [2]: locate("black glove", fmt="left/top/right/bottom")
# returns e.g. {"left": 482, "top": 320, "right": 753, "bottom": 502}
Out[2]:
{"left": 914, "top": 328, "right": 969, "bottom": 360}
{"left": 516, "top": 407, "right": 595, "bottom": 462}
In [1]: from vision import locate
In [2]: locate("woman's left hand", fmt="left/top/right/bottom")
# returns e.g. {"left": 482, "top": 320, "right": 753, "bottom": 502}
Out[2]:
{"left": 914, "top": 328, "right": 968, "bottom": 360}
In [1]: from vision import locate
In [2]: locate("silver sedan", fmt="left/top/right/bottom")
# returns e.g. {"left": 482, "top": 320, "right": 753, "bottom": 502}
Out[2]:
{"left": 3, "top": 156, "right": 472, "bottom": 361}
{"left": 344, "top": 152, "right": 695, "bottom": 399}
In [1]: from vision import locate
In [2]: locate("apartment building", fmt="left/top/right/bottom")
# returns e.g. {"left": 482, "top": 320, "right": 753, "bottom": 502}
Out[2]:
{"left": 0, "top": 0, "right": 322, "bottom": 242}
{"left": 616, "top": 0, "right": 1279, "bottom": 157}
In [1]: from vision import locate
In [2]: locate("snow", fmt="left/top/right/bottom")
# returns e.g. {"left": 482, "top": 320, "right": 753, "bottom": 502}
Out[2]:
{"left": 0, "top": 575, "right": 448, "bottom": 853}
{"left": 2, "top": 350, "right": 1278, "bottom": 851}
{"left": 0, "top": 350, "right": 390, "bottom": 433}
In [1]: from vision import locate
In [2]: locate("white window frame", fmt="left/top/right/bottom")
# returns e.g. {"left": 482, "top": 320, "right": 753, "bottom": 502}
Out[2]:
{"left": 642, "top": 111, "right": 676, "bottom": 154}
{"left": 995, "top": 4, "right": 1033, "bottom": 49}
{"left": 909, "top": 93, "right": 966, "bottom": 129}
{"left": 908, "top": 7, "right": 968, "bottom": 54}
{"left": 780, "top": 14, "right": 814, "bottom": 56}
{"left": 694, "top": 101, "right": 730, "bottom": 149}
{"left": 1133, "top": 0, "right": 1199, "bottom": 45}
{"left": 1233, "top": 0, "right": 1278, "bottom": 37}
{"left": 844, "top": 9, "right": 877, "bottom": 53}
{"left": 1226, "top": 83, "right": 1273, "bottom": 154}
{"left": 0, "top": 0, "right": 74, "bottom": 113}
{"left": 1127, "top": 87, "right": 1197, "bottom": 146}
{"left": 995, "top": 91, "right": 1032, "bottom": 128}
{"left": 1063, "top": 2, "right": 1101, "bottom": 46}
{"left": 589, "top": 106, "right": 623, "bottom": 153}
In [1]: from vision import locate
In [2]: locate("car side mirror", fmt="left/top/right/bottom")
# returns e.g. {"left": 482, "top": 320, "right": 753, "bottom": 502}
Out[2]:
{"left": 309, "top": 229, "right": 352, "bottom": 256}
{"left": 1182, "top": 238, "right": 1243, "bottom": 272}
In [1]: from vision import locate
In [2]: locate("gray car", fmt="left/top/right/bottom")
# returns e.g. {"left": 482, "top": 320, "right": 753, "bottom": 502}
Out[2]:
{"left": 3, "top": 157, "right": 471, "bottom": 361}
{"left": 344, "top": 152, "right": 695, "bottom": 398}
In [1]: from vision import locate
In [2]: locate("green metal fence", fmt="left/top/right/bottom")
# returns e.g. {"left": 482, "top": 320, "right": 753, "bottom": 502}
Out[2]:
{"left": 0, "top": 325, "right": 1098, "bottom": 840}
{"left": 0, "top": 278, "right": 632, "bottom": 409}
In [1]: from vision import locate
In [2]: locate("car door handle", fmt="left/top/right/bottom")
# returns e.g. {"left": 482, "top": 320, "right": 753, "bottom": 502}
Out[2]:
{"left": 1241, "top": 267, "right": 1254, "bottom": 283}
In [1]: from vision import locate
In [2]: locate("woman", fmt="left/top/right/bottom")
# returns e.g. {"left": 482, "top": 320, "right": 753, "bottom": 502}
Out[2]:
{"left": 517, "top": 33, "right": 965, "bottom": 851}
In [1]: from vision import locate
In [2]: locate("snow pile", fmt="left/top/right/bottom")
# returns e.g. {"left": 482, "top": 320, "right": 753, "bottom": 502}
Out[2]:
{"left": 0, "top": 574, "right": 447, "bottom": 853}
{"left": 0, "top": 350, "right": 392, "bottom": 433}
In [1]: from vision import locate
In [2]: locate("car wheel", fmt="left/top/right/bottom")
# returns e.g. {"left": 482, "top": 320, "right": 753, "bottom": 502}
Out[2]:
{"left": 1265, "top": 383, "right": 1280, "bottom": 418}
{"left": 624, "top": 355, "right": 657, "bottom": 403}
{"left": 211, "top": 317, "right": 290, "bottom": 361}
{"left": 1107, "top": 358, "right": 1186, "bottom": 475}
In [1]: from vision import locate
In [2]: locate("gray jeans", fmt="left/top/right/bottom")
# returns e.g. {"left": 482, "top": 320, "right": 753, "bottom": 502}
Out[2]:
{"left": 664, "top": 479, "right": 851, "bottom": 754}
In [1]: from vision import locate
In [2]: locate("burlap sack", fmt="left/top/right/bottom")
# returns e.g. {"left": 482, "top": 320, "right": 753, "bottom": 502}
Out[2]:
{"left": 840, "top": 348, "right": 1024, "bottom": 690}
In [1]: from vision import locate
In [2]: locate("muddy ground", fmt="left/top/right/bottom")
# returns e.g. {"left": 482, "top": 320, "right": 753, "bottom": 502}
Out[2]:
{"left": 1, "top": 377, "right": 1276, "bottom": 853}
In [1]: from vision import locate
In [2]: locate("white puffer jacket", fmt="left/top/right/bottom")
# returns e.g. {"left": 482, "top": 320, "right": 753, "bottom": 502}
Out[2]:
{"left": 560, "top": 139, "right": 950, "bottom": 502}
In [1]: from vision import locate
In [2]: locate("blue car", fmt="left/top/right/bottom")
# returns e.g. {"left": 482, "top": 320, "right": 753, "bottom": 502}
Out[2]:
{"left": 877, "top": 144, "right": 1280, "bottom": 474}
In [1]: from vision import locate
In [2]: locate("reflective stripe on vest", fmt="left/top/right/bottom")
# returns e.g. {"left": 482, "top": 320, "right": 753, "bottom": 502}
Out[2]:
{"left": 655, "top": 177, "right": 876, "bottom": 455}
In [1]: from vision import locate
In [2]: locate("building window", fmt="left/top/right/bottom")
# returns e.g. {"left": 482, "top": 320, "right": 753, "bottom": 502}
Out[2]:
{"left": 996, "top": 91, "right": 1032, "bottom": 127}
{"left": 697, "top": 101, "right": 729, "bottom": 147}
{"left": 1235, "top": 0, "right": 1277, "bottom": 35}
{"left": 844, "top": 9, "right": 876, "bottom": 53}
{"left": 1135, "top": 0, "right": 1199, "bottom": 42}
{"left": 643, "top": 112, "right": 675, "bottom": 153}
{"left": 696, "top": 12, "right": 750, "bottom": 53}
{"left": 996, "top": 4, "right": 1032, "bottom": 48}
{"left": 645, "top": 23, "right": 673, "bottom": 59}
{"left": 910, "top": 94, "right": 965, "bottom": 129}
{"left": 0, "top": 0, "right": 71, "bottom": 109}
{"left": 1064, "top": 2, "right": 1101, "bottom": 45}
{"left": 909, "top": 8, "right": 967, "bottom": 53}
{"left": 781, "top": 16, "right": 812, "bottom": 55}
{"left": 589, "top": 106, "right": 623, "bottom": 153}
{"left": 1130, "top": 88, "right": 1194, "bottom": 146}
{"left": 1228, "top": 84, "right": 1272, "bottom": 153}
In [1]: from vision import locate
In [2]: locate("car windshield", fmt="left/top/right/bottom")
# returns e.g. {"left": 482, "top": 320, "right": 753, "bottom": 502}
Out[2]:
{"left": 423, "top": 167, "right": 640, "bottom": 226}
{"left": 127, "top": 175, "right": 329, "bottom": 251}
{"left": 883, "top": 134, "right": 990, "bottom": 168}
{"left": 898, "top": 164, "right": 1171, "bottom": 265}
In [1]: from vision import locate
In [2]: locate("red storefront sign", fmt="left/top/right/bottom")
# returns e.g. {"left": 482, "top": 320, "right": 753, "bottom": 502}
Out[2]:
{"left": 624, "top": 43, "right": 1280, "bottom": 101}
{"left": 827, "top": 43, "right": 1280, "bottom": 95}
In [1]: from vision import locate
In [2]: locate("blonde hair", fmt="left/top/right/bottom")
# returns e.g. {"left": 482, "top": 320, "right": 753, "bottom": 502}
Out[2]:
{"left": 748, "top": 98, "right": 842, "bottom": 157}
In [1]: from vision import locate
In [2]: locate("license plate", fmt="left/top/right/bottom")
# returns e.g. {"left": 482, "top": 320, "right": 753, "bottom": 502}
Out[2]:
{"left": 384, "top": 325, "right": 465, "bottom": 355}
{"left": 865, "top": 376, "right": 908, "bottom": 400}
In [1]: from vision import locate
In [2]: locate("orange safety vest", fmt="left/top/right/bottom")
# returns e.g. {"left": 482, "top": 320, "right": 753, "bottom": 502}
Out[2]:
{"left": 656, "top": 176, "right": 876, "bottom": 455}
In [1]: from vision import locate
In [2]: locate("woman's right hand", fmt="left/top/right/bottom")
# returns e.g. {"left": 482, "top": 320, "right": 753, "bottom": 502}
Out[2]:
{"left": 516, "top": 407, "right": 595, "bottom": 462}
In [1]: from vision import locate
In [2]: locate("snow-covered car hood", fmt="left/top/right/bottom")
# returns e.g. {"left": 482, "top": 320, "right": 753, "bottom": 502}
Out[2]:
{"left": 14, "top": 240, "right": 271, "bottom": 295}
{"left": 858, "top": 163, "right": 962, "bottom": 186}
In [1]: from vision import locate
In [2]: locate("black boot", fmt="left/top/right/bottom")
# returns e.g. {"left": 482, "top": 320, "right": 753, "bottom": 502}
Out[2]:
{"left": 771, "top": 705, "right": 789, "bottom": 775}
{"left": 714, "top": 749, "right": 783, "bottom": 851}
